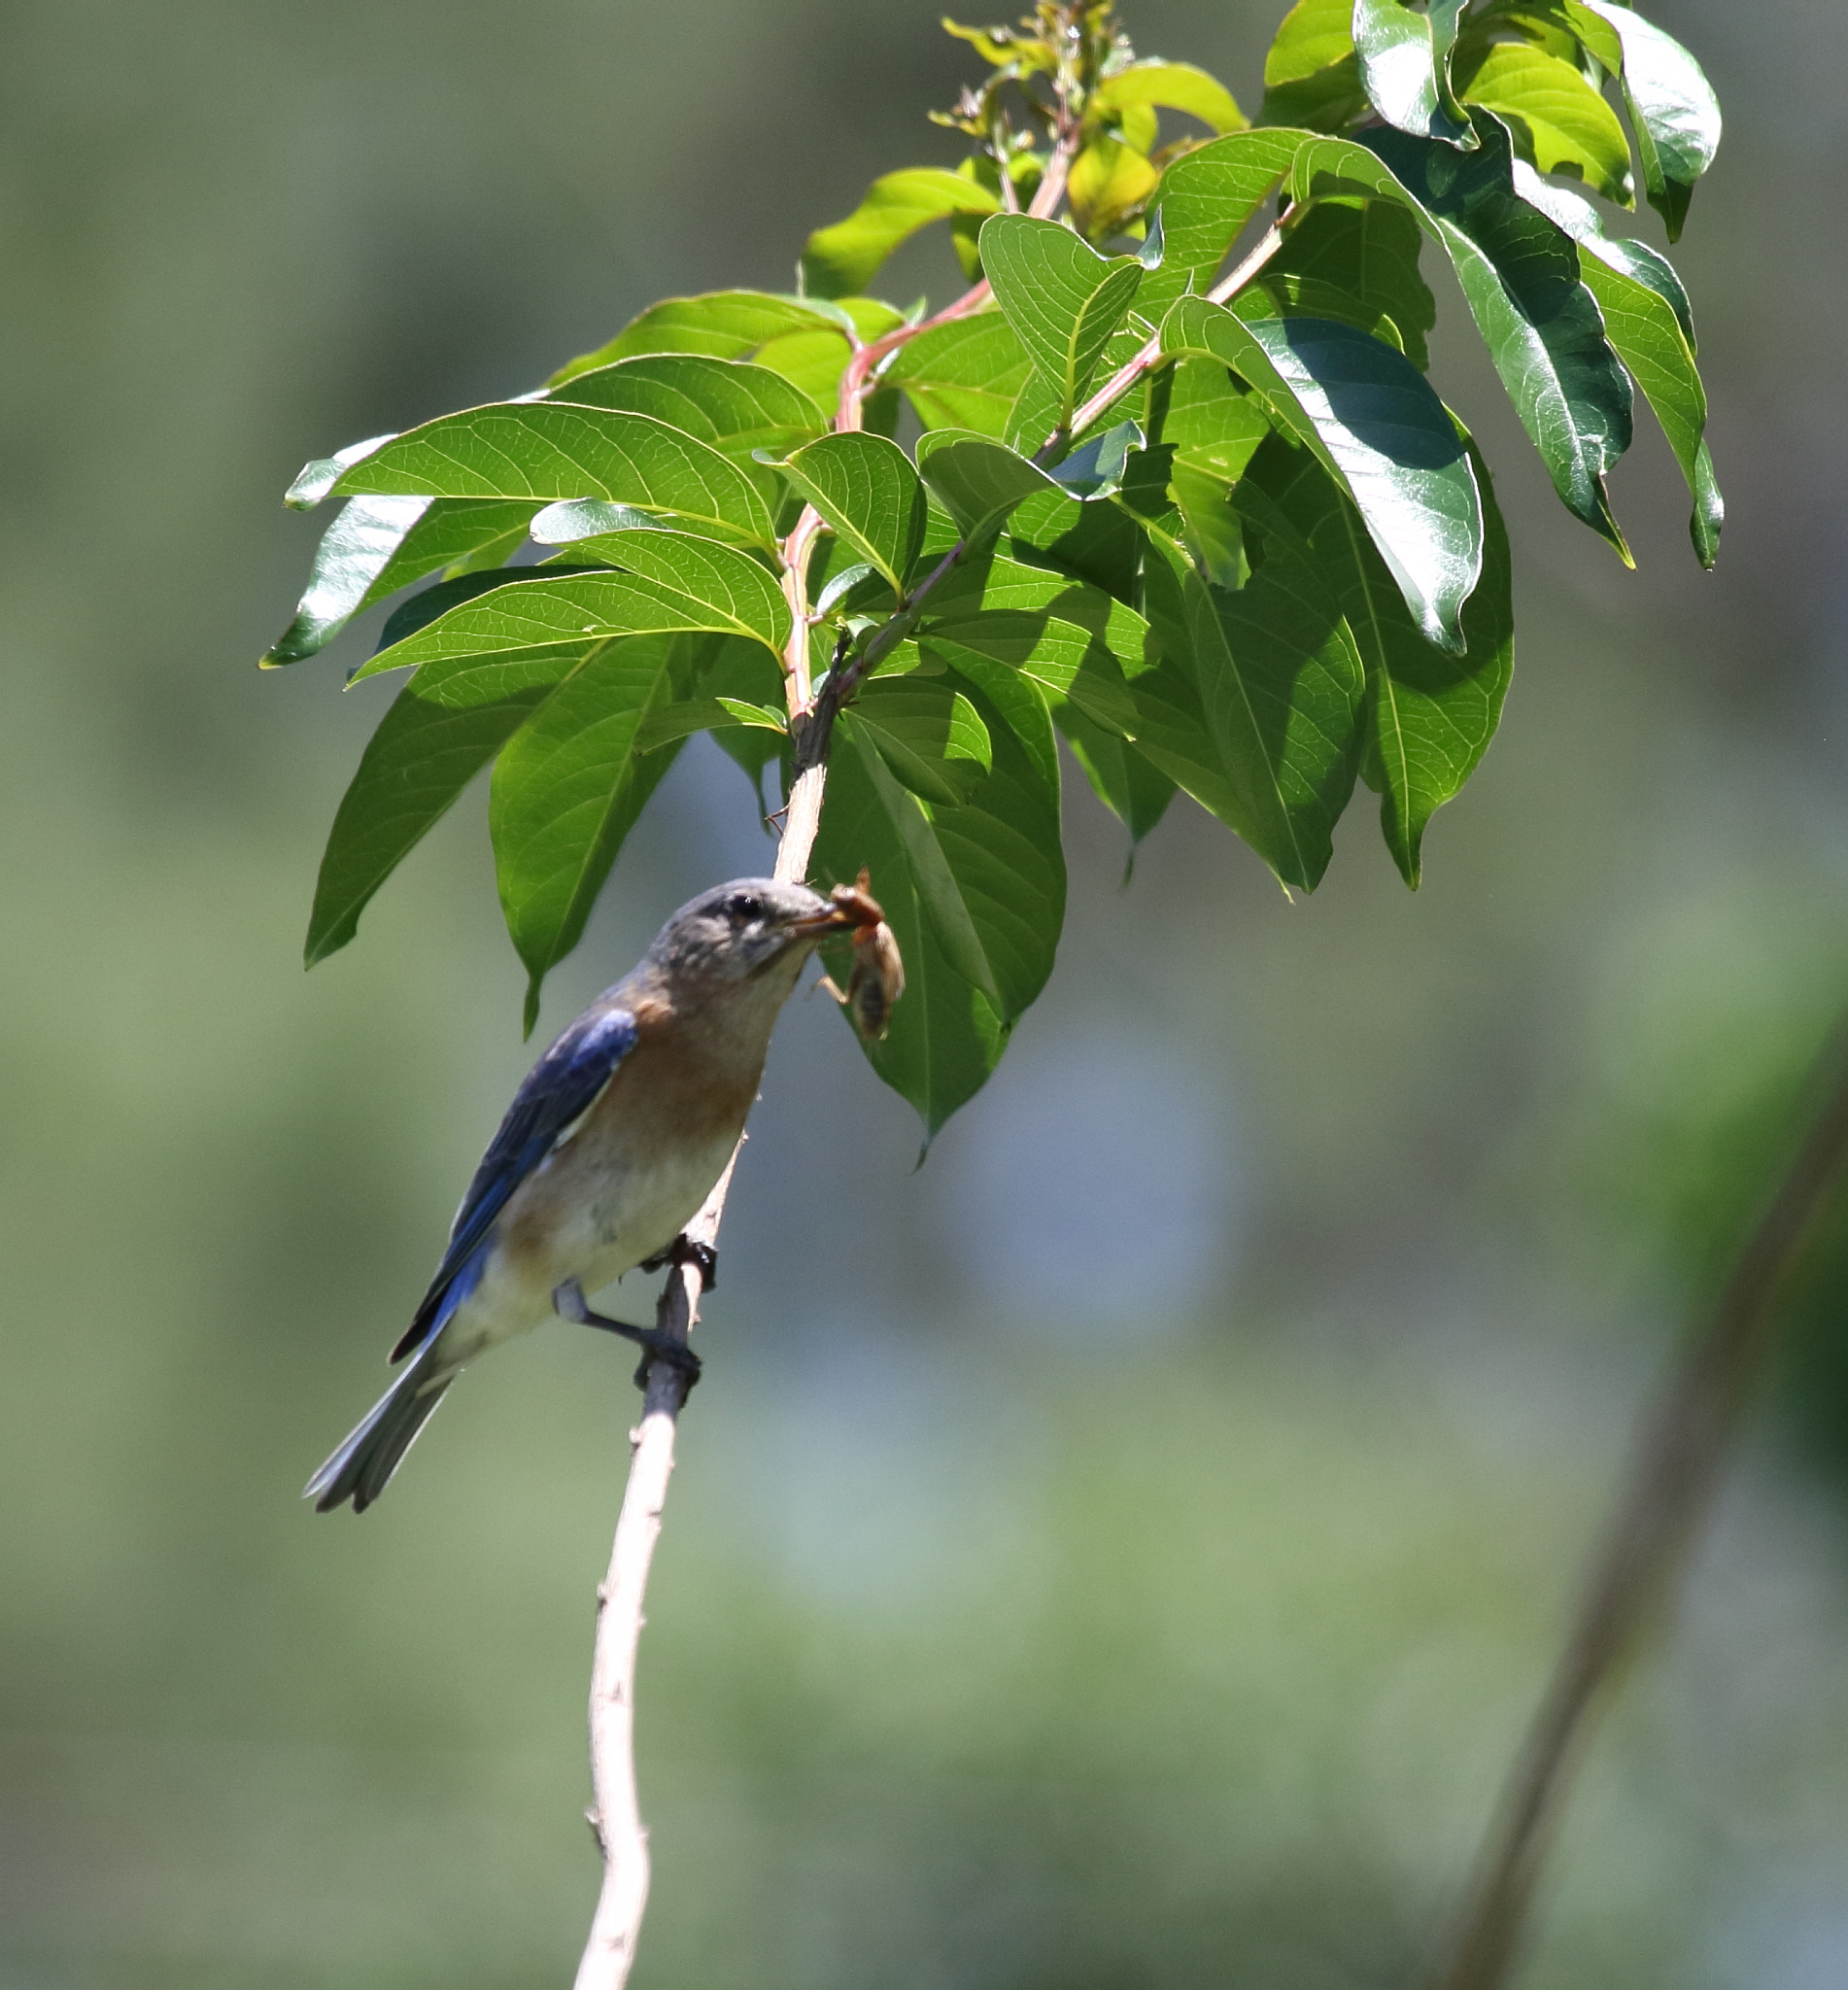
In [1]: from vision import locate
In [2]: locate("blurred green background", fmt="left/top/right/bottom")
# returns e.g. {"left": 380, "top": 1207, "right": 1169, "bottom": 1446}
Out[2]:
{"left": 4, "top": 2, "right": 1848, "bottom": 1984}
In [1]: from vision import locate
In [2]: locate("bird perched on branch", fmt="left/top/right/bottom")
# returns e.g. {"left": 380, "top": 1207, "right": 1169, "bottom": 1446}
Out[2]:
{"left": 307, "top": 876, "right": 878, "bottom": 1514}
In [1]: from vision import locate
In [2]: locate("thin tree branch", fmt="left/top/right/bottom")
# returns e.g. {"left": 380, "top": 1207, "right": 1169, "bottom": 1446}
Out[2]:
{"left": 575, "top": 105, "right": 1270, "bottom": 1990}
{"left": 1435, "top": 1016, "right": 1848, "bottom": 1990}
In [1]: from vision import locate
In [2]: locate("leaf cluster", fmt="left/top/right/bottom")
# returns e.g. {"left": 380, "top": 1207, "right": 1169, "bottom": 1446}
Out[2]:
{"left": 268, "top": 0, "right": 1723, "bottom": 1133}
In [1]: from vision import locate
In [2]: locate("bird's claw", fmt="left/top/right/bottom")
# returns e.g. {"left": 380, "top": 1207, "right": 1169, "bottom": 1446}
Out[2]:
{"left": 639, "top": 1234, "right": 718, "bottom": 1291}
{"left": 552, "top": 1279, "right": 702, "bottom": 1390}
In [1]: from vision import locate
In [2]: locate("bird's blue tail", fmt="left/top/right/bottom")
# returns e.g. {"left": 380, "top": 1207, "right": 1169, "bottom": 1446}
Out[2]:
{"left": 306, "top": 1342, "right": 453, "bottom": 1514}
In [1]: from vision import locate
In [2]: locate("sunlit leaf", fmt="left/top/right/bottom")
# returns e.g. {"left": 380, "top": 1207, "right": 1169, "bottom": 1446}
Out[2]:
{"left": 885, "top": 314, "right": 1034, "bottom": 438}
{"left": 1250, "top": 196, "right": 1435, "bottom": 369}
{"left": 1162, "top": 297, "right": 1482, "bottom": 652}
{"left": 332, "top": 403, "right": 779, "bottom": 551}
{"left": 801, "top": 167, "right": 1001, "bottom": 299}
{"left": 1259, "top": 0, "right": 1366, "bottom": 131}
{"left": 1577, "top": 0, "right": 1721, "bottom": 239}
{"left": 1068, "top": 136, "right": 1162, "bottom": 242}
{"left": 547, "top": 355, "right": 826, "bottom": 468}
{"left": 773, "top": 431, "right": 928, "bottom": 596}
{"left": 1248, "top": 429, "right": 1513, "bottom": 884}
{"left": 978, "top": 216, "right": 1144, "bottom": 429}
{"left": 550, "top": 291, "right": 838, "bottom": 383}
{"left": 1352, "top": 0, "right": 1472, "bottom": 147}
{"left": 1137, "top": 127, "right": 1308, "bottom": 322}
{"left": 914, "top": 429, "right": 1062, "bottom": 545}
{"left": 1092, "top": 59, "right": 1247, "bottom": 137}
{"left": 489, "top": 633, "right": 697, "bottom": 1026}
{"left": 1292, "top": 114, "right": 1633, "bottom": 554}
{"left": 263, "top": 497, "right": 533, "bottom": 666}
{"left": 526, "top": 506, "right": 793, "bottom": 653}
{"left": 1454, "top": 41, "right": 1633, "bottom": 205}
{"left": 1517, "top": 165, "right": 1720, "bottom": 565}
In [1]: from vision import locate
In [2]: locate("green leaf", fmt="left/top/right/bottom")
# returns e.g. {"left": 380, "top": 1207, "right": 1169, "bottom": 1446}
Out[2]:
{"left": 285, "top": 434, "right": 395, "bottom": 510}
{"left": 332, "top": 404, "right": 779, "bottom": 551}
{"left": 352, "top": 570, "right": 784, "bottom": 686}
{"left": 526, "top": 507, "right": 794, "bottom": 653}
{"left": 1577, "top": 0, "right": 1720, "bottom": 239}
{"left": 699, "top": 635, "right": 792, "bottom": 791}
{"left": 1067, "top": 136, "right": 1164, "bottom": 244}
{"left": 1161, "top": 297, "right": 1482, "bottom": 653}
{"left": 801, "top": 168, "right": 1001, "bottom": 299}
{"left": 1261, "top": 0, "right": 1367, "bottom": 129}
{"left": 262, "top": 497, "right": 533, "bottom": 666}
{"left": 885, "top": 314, "right": 1034, "bottom": 438}
{"left": 1092, "top": 59, "right": 1247, "bottom": 136}
{"left": 632, "top": 696, "right": 787, "bottom": 753}
{"left": 1294, "top": 115, "right": 1633, "bottom": 552}
{"left": 489, "top": 633, "right": 695, "bottom": 1027}
{"left": 1250, "top": 196, "right": 1435, "bottom": 370}
{"left": 852, "top": 676, "right": 994, "bottom": 808}
{"left": 1516, "top": 164, "right": 1720, "bottom": 565}
{"left": 1050, "top": 702, "right": 1177, "bottom": 844}
{"left": 1352, "top": 0, "right": 1472, "bottom": 146}
{"left": 1044, "top": 419, "right": 1146, "bottom": 501}
{"left": 1139, "top": 522, "right": 1364, "bottom": 890}
{"left": 771, "top": 432, "right": 927, "bottom": 597}
{"left": 811, "top": 682, "right": 1065, "bottom": 1136}
{"left": 549, "top": 291, "right": 838, "bottom": 383}
{"left": 548, "top": 355, "right": 826, "bottom": 466}
{"left": 914, "top": 429, "right": 1062, "bottom": 544}
{"left": 304, "top": 679, "right": 550, "bottom": 967}
{"left": 1249, "top": 430, "right": 1513, "bottom": 883}
{"left": 1454, "top": 41, "right": 1633, "bottom": 205}
{"left": 1137, "top": 128, "right": 1308, "bottom": 322}
{"left": 978, "top": 216, "right": 1144, "bottom": 429}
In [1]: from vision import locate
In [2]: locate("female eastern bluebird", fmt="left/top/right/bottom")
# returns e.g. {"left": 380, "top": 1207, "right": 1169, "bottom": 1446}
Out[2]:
{"left": 307, "top": 877, "right": 862, "bottom": 1513}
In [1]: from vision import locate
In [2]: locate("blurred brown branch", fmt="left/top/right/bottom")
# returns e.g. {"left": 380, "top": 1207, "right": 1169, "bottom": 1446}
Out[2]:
{"left": 1436, "top": 1014, "right": 1848, "bottom": 1990}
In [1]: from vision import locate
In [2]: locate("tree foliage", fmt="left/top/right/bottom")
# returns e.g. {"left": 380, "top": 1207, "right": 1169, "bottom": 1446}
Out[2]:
{"left": 268, "top": 0, "right": 1722, "bottom": 1136}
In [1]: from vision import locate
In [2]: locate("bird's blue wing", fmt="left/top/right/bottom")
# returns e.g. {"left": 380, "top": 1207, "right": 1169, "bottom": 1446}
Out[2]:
{"left": 391, "top": 1002, "right": 639, "bottom": 1361}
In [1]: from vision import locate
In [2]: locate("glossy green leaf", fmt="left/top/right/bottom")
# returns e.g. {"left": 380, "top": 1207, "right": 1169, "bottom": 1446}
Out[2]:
{"left": 1352, "top": 0, "right": 1472, "bottom": 146}
{"left": 1050, "top": 703, "right": 1177, "bottom": 845}
{"left": 525, "top": 507, "right": 793, "bottom": 653}
{"left": 914, "top": 429, "right": 1062, "bottom": 544}
{"left": 810, "top": 678, "right": 1065, "bottom": 1136}
{"left": 1261, "top": 0, "right": 1367, "bottom": 130}
{"left": 286, "top": 434, "right": 395, "bottom": 510}
{"left": 352, "top": 570, "right": 781, "bottom": 686}
{"left": 750, "top": 298, "right": 906, "bottom": 409}
{"left": 885, "top": 314, "right": 1034, "bottom": 438}
{"left": 1161, "top": 297, "right": 1482, "bottom": 653}
{"left": 978, "top": 216, "right": 1144, "bottom": 429}
{"left": 1516, "top": 165, "right": 1720, "bottom": 565}
{"left": 263, "top": 497, "right": 532, "bottom": 666}
{"left": 1067, "top": 136, "right": 1163, "bottom": 243}
{"left": 1454, "top": 41, "right": 1633, "bottom": 205}
{"left": 489, "top": 633, "right": 695, "bottom": 1027}
{"left": 304, "top": 677, "right": 552, "bottom": 967}
{"left": 1294, "top": 115, "right": 1633, "bottom": 552}
{"left": 548, "top": 355, "right": 825, "bottom": 466}
{"left": 773, "top": 432, "right": 927, "bottom": 597}
{"left": 800, "top": 168, "right": 1001, "bottom": 299}
{"left": 1092, "top": 59, "right": 1247, "bottom": 136}
{"left": 549, "top": 291, "right": 838, "bottom": 384}
{"left": 1578, "top": 0, "right": 1720, "bottom": 239}
{"left": 1249, "top": 430, "right": 1513, "bottom": 884}
{"left": 700, "top": 635, "right": 792, "bottom": 790}
{"left": 1251, "top": 196, "right": 1435, "bottom": 369}
{"left": 332, "top": 404, "right": 779, "bottom": 552}
{"left": 1138, "top": 128, "right": 1308, "bottom": 322}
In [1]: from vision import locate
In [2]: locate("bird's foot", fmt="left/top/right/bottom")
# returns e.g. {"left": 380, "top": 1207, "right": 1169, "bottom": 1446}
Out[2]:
{"left": 638, "top": 1233, "right": 718, "bottom": 1292}
{"left": 552, "top": 1279, "right": 702, "bottom": 1390}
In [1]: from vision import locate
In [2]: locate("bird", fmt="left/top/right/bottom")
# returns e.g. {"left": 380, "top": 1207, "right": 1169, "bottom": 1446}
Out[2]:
{"left": 306, "top": 876, "right": 869, "bottom": 1514}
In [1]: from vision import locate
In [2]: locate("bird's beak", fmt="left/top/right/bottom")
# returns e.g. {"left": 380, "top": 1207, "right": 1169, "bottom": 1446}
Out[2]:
{"left": 785, "top": 903, "right": 858, "bottom": 937}
{"left": 787, "top": 874, "right": 886, "bottom": 937}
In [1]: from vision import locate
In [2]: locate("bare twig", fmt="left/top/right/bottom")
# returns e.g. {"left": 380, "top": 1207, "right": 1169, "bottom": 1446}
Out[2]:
{"left": 1435, "top": 1016, "right": 1848, "bottom": 1990}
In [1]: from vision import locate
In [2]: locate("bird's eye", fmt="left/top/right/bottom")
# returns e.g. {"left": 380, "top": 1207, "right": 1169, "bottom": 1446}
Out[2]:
{"left": 724, "top": 891, "right": 755, "bottom": 921}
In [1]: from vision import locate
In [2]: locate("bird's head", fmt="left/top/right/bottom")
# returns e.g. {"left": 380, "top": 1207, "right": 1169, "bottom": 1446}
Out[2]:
{"left": 646, "top": 877, "right": 863, "bottom": 987}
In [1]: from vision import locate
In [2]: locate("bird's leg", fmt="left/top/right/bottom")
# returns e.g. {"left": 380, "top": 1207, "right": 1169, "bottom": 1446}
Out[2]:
{"left": 637, "top": 1233, "right": 719, "bottom": 1292}
{"left": 553, "top": 1278, "right": 702, "bottom": 1386}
